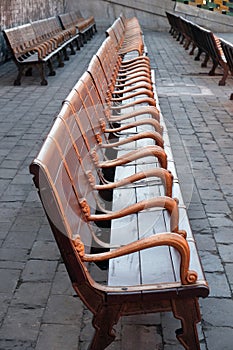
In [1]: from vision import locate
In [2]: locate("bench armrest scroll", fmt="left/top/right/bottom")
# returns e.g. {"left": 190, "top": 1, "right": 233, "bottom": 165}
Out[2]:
{"left": 75, "top": 232, "right": 197, "bottom": 285}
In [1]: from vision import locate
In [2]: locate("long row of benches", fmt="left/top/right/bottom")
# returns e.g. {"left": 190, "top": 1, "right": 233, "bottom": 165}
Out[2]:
{"left": 166, "top": 11, "right": 233, "bottom": 99}
{"left": 30, "top": 14, "right": 209, "bottom": 350}
{"left": 3, "top": 11, "right": 97, "bottom": 86}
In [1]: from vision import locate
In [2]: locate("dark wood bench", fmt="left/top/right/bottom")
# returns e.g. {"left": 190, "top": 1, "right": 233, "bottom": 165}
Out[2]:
{"left": 166, "top": 12, "right": 230, "bottom": 86}
{"left": 3, "top": 16, "right": 80, "bottom": 85}
{"left": 59, "top": 11, "right": 96, "bottom": 46}
{"left": 220, "top": 38, "right": 233, "bottom": 99}
{"left": 30, "top": 16, "right": 209, "bottom": 350}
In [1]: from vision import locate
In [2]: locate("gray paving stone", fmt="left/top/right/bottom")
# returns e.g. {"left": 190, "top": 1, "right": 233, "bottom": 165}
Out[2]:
{"left": 224, "top": 263, "right": 233, "bottom": 288}
{"left": 11, "top": 282, "right": 51, "bottom": 308}
{"left": 50, "top": 263, "right": 75, "bottom": 296}
{"left": 0, "top": 339, "right": 35, "bottom": 350}
{"left": 0, "top": 269, "right": 21, "bottom": 293}
{"left": 0, "top": 247, "right": 29, "bottom": 262}
{"left": 199, "top": 251, "right": 224, "bottom": 272}
{"left": 21, "top": 259, "right": 58, "bottom": 282}
{"left": 201, "top": 298, "right": 233, "bottom": 327}
{"left": 30, "top": 240, "right": 60, "bottom": 260}
{"left": 204, "top": 327, "right": 233, "bottom": 350}
{"left": 35, "top": 324, "right": 80, "bottom": 350}
{"left": 213, "top": 226, "right": 233, "bottom": 244}
{"left": 218, "top": 243, "right": 233, "bottom": 263}
{"left": 3, "top": 230, "right": 38, "bottom": 249}
{"left": 204, "top": 272, "right": 231, "bottom": 297}
{"left": 42, "top": 294, "right": 83, "bottom": 325}
{"left": 122, "top": 324, "right": 162, "bottom": 350}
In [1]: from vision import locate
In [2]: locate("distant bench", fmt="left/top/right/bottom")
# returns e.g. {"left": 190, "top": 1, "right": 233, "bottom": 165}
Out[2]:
{"left": 30, "top": 15, "right": 209, "bottom": 350}
{"left": 220, "top": 38, "right": 233, "bottom": 99}
{"left": 166, "top": 11, "right": 233, "bottom": 97}
{"left": 3, "top": 13, "right": 96, "bottom": 86}
{"left": 59, "top": 10, "right": 97, "bottom": 46}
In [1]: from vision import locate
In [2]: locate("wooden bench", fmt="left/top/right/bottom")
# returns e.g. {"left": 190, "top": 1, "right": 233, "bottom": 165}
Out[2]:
{"left": 30, "top": 16, "right": 209, "bottom": 350}
{"left": 220, "top": 38, "right": 233, "bottom": 99}
{"left": 3, "top": 16, "right": 80, "bottom": 85}
{"left": 166, "top": 12, "right": 230, "bottom": 86}
{"left": 106, "top": 15, "right": 144, "bottom": 56}
{"left": 58, "top": 11, "right": 96, "bottom": 46}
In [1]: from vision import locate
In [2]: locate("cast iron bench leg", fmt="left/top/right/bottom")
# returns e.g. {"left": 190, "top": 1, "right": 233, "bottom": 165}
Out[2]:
{"left": 47, "top": 60, "right": 56, "bottom": 76}
{"left": 201, "top": 53, "right": 209, "bottom": 68}
{"left": 194, "top": 48, "right": 203, "bottom": 61}
{"left": 38, "top": 63, "right": 48, "bottom": 86}
{"left": 14, "top": 65, "right": 23, "bottom": 86}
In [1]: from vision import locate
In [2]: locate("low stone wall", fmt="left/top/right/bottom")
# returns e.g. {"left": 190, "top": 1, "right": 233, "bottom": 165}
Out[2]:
{"left": 175, "top": 3, "right": 233, "bottom": 33}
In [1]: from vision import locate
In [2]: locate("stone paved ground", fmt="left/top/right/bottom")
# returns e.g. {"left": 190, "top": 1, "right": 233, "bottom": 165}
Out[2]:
{"left": 0, "top": 26, "right": 232, "bottom": 350}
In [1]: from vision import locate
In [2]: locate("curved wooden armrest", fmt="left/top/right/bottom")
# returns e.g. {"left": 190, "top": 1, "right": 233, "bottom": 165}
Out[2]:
{"left": 87, "top": 168, "right": 173, "bottom": 197}
{"left": 97, "top": 145, "right": 167, "bottom": 169}
{"left": 101, "top": 130, "right": 164, "bottom": 148}
{"left": 111, "top": 82, "right": 153, "bottom": 95}
{"left": 114, "top": 74, "right": 152, "bottom": 88}
{"left": 75, "top": 232, "right": 197, "bottom": 285}
{"left": 117, "top": 66, "right": 151, "bottom": 77}
{"left": 105, "top": 118, "right": 162, "bottom": 135}
{"left": 121, "top": 55, "right": 150, "bottom": 65}
{"left": 115, "top": 71, "right": 150, "bottom": 83}
{"left": 120, "top": 54, "right": 150, "bottom": 64}
{"left": 118, "top": 62, "right": 150, "bottom": 73}
{"left": 80, "top": 196, "right": 180, "bottom": 234}
{"left": 111, "top": 88, "right": 154, "bottom": 102}
{"left": 114, "top": 75, "right": 152, "bottom": 88}
{"left": 117, "top": 62, "right": 151, "bottom": 77}
{"left": 110, "top": 97, "right": 156, "bottom": 110}
{"left": 109, "top": 106, "right": 160, "bottom": 123}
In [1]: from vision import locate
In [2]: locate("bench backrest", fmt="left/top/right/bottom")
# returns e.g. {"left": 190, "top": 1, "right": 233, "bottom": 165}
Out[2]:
{"left": 29, "top": 113, "right": 111, "bottom": 312}
{"left": 221, "top": 38, "right": 233, "bottom": 73}
{"left": 3, "top": 23, "right": 37, "bottom": 58}
{"left": 58, "top": 13, "right": 75, "bottom": 30}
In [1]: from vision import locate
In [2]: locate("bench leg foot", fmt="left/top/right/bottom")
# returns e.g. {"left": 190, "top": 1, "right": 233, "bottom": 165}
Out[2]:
{"left": 172, "top": 298, "right": 201, "bottom": 350}
{"left": 14, "top": 79, "right": 21, "bottom": 86}
{"left": 14, "top": 68, "right": 23, "bottom": 85}
{"left": 62, "top": 48, "right": 69, "bottom": 61}
{"left": 188, "top": 43, "right": 195, "bottom": 54}
{"left": 194, "top": 48, "right": 202, "bottom": 61}
{"left": 201, "top": 53, "right": 209, "bottom": 68}
{"left": 41, "top": 79, "right": 48, "bottom": 86}
{"left": 209, "top": 61, "right": 218, "bottom": 76}
{"left": 48, "top": 60, "right": 56, "bottom": 76}
{"left": 89, "top": 306, "right": 121, "bottom": 350}
{"left": 218, "top": 64, "right": 228, "bottom": 86}
{"left": 38, "top": 64, "right": 48, "bottom": 86}
{"left": 69, "top": 43, "right": 76, "bottom": 55}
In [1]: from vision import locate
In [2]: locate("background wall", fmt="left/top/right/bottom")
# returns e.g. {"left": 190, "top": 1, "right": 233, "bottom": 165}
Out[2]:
{"left": 66, "top": 0, "right": 175, "bottom": 31}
